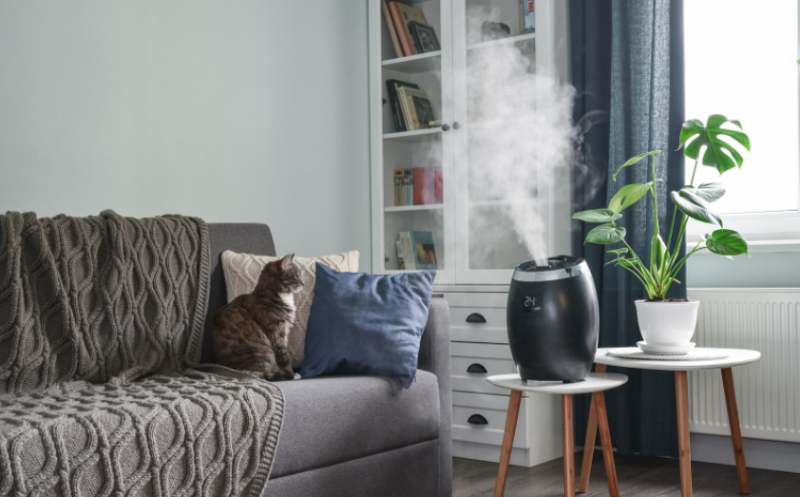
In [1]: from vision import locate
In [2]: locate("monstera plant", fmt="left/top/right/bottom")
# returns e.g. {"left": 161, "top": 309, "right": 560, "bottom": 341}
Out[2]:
{"left": 573, "top": 115, "right": 750, "bottom": 354}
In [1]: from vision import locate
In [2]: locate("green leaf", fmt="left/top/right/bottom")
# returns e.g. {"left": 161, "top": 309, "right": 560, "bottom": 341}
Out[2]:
{"left": 693, "top": 182, "right": 726, "bottom": 202}
{"left": 607, "top": 247, "right": 629, "bottom": 256}
{"left": 572, "top": 208, "right": 622, "bottom": 224}
{"left": 680, "top": 115, "right": 750, "bottom": 174}
{"left": 585, "top": 224, "right": 627, "bottom": 245}
{"left": 705, "top": 229, "right": 748, "bottom": 256}
{"left": 649, "top": 233, "right": 668, "bottom": 267}
{"left": 670, "top": 189, "right": 722, "bottom": 226}
{"left": 611, "top": 150, "right": 661, "bottom": 181}
{"left": 609, "top": 182, "right": 653, "bottom": 213}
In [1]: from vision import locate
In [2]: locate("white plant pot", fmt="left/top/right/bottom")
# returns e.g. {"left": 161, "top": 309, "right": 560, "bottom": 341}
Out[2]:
{"left": 634, "top": 300, "right": 700, "bottom": 354}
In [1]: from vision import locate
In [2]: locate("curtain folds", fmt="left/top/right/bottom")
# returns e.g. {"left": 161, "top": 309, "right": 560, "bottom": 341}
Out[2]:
{"left": 570, "top": 0, "right": 685, "bottom": 458}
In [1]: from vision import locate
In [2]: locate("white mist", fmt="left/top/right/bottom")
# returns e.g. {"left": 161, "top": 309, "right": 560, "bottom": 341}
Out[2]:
{"left": 465, "top": 8, "right": 576, "bottom": 267}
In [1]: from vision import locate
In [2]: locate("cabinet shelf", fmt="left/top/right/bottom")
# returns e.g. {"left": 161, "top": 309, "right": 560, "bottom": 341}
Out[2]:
{"left": 470, "top": 198, "right": 537, "bottom": 208}
{"left": 468, "top": 32, "right": 536, "bottom": 51}
{"left": 382, "top": 51, "right": 441, "bottom": 73}
{"left": 384, "top": 204, "right": 444, "bottom": 213}
{"left": 383, "top": 128, "right": 442, "bottom": 142}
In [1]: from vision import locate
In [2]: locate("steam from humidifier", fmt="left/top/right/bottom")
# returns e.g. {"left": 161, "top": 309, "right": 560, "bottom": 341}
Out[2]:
{"left": 466, "top": 7, "right": 576, "bottom": 266}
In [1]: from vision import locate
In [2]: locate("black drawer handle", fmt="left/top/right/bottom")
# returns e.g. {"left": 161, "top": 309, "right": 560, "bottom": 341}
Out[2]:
{"left": 466, "top": 312, "right": 487, "bottom": 324}
{"left": 466, "top": 363, "right": 488, "bottom": 374}
{"left": 467, "top": 414, "right": 489, "bottom": 426}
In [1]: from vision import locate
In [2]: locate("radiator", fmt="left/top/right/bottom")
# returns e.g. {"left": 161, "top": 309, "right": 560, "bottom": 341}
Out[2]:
{"left": 687, "top": 288, "right": 800, "bottom": 442}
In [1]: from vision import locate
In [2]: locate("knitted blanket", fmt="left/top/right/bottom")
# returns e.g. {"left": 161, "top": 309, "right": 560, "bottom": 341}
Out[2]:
{"left": 0, "top": 212, "right": 284, "bottom": 497}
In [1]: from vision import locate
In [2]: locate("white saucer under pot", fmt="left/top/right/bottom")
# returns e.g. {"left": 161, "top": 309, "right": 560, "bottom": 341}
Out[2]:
{"left": 634, "top": 299, "right": 699, "bottom": 355}
{"left": 637, "top": 340, "right": 696, "bottom": 356}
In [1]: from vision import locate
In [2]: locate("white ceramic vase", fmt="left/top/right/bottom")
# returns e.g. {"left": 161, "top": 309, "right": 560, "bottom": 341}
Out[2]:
{"left": 634, "top": 300, "right": 700, "bottom": 354}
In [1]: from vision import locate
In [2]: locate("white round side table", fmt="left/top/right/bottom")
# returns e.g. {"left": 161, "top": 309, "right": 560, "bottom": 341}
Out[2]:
{"left": 580, "top": 348, "right": 761, "bottom": 497}
{"left": 487, "top": 372, "right": 628, "bottom": 497}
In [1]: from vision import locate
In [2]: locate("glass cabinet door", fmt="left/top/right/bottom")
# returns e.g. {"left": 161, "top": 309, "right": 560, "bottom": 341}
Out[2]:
{"left": 452, "top": 0, "right": 571, "bottom": 284}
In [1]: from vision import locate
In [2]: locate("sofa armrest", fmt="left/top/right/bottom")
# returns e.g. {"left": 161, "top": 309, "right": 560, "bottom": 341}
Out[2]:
{"left": 418, "top": 295, "right": 452, "bottom": 497}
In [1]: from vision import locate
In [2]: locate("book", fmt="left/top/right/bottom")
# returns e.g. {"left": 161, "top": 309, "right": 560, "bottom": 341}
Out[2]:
{"left": 413, "top": 167, "right": 436, "bottom": 205}
{"left": 397, "top": 86, "right": 435, "bottom": 130}
{"left": 434, "top": 169, "right": 443, "bottom": 203}
{"left": 393, "top": 169, "right": 405, "bottom": 206}
{"left": 396, "top": 86, "right": 419, "bottom": 129}
{"left": 410, "top": 231, "right": 437, "bottom": 269}
{"left": 403, "top": 169, "right": 413, "bottom": 205}
{"left": 521, "top": 0, "right": 536, "bottom": 33}
{"left": 387, "top": 1, "right": 429, "bottom": 57}
{"left": 410, "top": 89, "right": 436, "bottom": 128}
{"left": 381, "top": 1, "right": 404, "bottom": 58}
{"left": 395, "top": 231, "right": 415, "bottom": 270}
{"left": 385, "top": 79, "right": 418, "bottom": 132}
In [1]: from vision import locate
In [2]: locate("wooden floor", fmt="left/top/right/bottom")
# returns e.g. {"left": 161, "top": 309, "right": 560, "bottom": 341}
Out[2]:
{"left": 453, "top": 454, "right": 800, "bottom": 497}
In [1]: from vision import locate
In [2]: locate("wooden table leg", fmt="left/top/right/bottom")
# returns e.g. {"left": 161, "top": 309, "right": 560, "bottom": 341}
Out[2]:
{"left": 578, "top": 394, "right": 597, "bottom": 493}
{"left": 563, "top": 394, "right": 576, "bottom": 497}
{"left": 594, "top": 391, "right": 620, "bottom": 497}
{"left": 721, "top": 368, "right": 751, "bottom": 495}
{"left": 675, "top": 370, "right": 693, "bottom": 497}
{"left": 578, "top": 363, "right": 606, "bottom": 493}
{"left": 494, "top": 389, "right": 522, "bottom": 497}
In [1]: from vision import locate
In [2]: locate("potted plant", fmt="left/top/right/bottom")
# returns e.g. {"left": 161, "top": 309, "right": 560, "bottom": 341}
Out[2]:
{"left": 573, "top": 115, "right": 750, "bottom": 354}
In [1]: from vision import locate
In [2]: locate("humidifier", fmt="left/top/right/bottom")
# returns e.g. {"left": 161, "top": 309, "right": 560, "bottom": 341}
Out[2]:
{"left": 507, "top": 255, "right": 599, "bottom": 382}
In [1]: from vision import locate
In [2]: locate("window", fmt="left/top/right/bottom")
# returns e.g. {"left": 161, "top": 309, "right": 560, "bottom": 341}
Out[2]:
{"left": 684, "top": 0, "right": 800, "bottom": 215}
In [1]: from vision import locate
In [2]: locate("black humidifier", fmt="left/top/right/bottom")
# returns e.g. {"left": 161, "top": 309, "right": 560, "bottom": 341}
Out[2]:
{"left": 507, "top": 255, "right": 599, "bottom": 382}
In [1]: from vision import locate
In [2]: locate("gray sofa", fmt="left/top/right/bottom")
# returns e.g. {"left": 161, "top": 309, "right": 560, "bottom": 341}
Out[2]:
{"left": 204, "top": 224, "right": 452, "bottom": 497}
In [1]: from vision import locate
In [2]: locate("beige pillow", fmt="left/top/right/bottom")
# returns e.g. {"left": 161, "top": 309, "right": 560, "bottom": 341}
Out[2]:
{"left": 220, "top": 250, "right": 359, "bottom": 367}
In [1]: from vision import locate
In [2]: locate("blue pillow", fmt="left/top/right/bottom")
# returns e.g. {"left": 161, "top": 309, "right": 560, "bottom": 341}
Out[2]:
{"left": 300, "top": 263, "right": 435, "bottom": 387}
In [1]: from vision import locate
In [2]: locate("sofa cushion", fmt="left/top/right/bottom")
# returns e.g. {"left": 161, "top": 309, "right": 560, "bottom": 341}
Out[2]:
{"left": 270, "top": 370, "right": 440, "bottom": 478}
{"left": 300, "top": 264, "right": 435, "bottom": 387}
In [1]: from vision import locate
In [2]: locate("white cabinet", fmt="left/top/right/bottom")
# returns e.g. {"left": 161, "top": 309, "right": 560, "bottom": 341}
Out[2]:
{"left": 368, "top": 0, "right": 569, "bottom": 466}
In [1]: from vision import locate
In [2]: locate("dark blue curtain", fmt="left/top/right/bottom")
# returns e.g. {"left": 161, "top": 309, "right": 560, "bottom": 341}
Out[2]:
{"left": 570, "top": 0, "right": 685, "bottom": 458}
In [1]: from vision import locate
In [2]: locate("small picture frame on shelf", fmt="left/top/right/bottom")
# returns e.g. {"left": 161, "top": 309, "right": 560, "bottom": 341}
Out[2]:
{"left": 409, "top": 21, "right": 440, "bottom": 53}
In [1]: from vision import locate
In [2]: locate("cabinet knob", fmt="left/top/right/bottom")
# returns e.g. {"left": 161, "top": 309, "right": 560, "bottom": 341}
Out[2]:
{"left": 452, "top": 121, "right": 460, "bottom": 130}
{"left": 467, "top": 363, "right": 488, "bottom": 374}
{"left": 467, "top": 414, "right": 489, "bottom": 426}
{"left": 441, "top": 123, "right": 450, "bottom": 131}
{"left": 466, "top": 312, "right": 487, "bottom": 324}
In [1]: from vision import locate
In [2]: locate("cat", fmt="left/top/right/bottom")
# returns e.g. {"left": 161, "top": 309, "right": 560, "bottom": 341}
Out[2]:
{"left": 213, "top": 254, "right": 303, "bottom": 380}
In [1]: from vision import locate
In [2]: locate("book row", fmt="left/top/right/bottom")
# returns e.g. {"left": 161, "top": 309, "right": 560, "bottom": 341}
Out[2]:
{"left": 393, "top": 167, "right": 443, "bottom": 206}
{"left": 382, "top": 1, "right": 440, "bottom": 58}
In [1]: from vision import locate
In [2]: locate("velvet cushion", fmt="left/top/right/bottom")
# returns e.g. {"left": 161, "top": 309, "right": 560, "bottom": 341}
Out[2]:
{"left": 300, "top": 264, "right": 435, "bottom": 387}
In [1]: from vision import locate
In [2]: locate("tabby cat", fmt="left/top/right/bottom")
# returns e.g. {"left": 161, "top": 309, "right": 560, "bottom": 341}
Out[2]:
{"left": 213, "top": 254, "right": 302, "bottom": 380}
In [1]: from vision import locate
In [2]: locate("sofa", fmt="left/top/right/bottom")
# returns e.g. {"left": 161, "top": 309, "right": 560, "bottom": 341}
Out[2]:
{"left": 0, "top": 219, "right": 451, "bottom": 497}
{"left": 203, "top": 223, "right": 453, "bottom": 497}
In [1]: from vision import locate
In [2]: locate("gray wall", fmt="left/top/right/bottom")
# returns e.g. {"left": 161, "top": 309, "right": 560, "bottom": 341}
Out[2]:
{"left": 0, "top": 0, "right": 371, "bottom": 262}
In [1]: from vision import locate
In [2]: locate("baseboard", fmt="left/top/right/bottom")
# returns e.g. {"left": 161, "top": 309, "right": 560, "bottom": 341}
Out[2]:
{"left": 452, "top": 440, "right": 562, "bottom": 467}
{"left": 691, "top": 433, "right": 800, "bottom": 474}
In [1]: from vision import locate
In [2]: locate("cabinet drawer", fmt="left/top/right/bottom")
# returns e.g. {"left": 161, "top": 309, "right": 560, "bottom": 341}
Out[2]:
{"left": 452, "top": 392, "right": 530, "bottom": 448}
{"left": 443, "top": 292, "right": 507, "bottom": 308}
{"left": 451, "top": 342, "right": 515, "bottom": 394}
{"left": 450, "top": 306, "right": 508, "bottom": 344}
{"left": 449, "top": 307, "right": 506, "bottom": 329}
